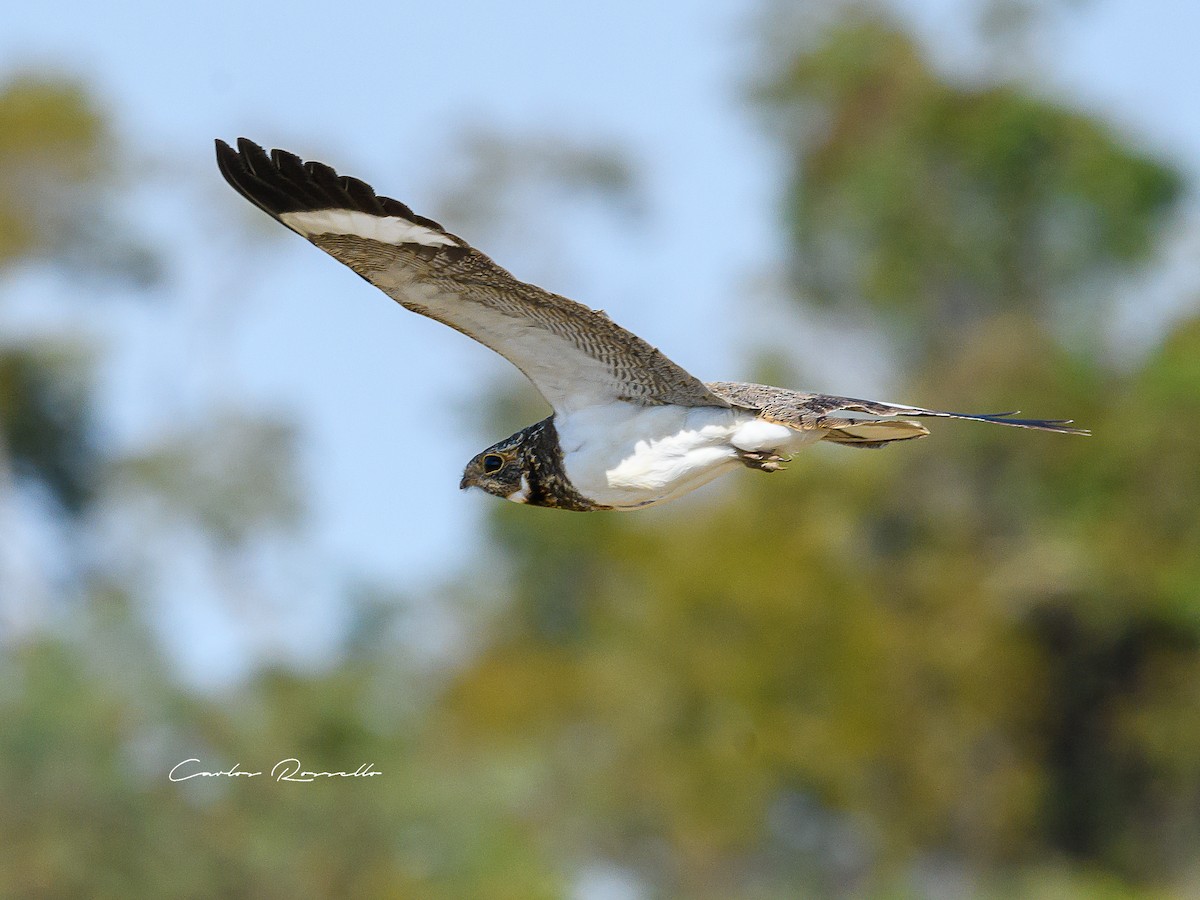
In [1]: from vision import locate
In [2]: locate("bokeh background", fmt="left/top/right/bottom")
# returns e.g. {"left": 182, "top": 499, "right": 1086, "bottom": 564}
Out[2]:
{"left": 3, "top": 0, "right": 1199, "bottom": 896}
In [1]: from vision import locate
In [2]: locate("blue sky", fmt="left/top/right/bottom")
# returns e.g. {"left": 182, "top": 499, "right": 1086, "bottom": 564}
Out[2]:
{"left": 3, "top": 0, "right": 1198, "bottom": 682}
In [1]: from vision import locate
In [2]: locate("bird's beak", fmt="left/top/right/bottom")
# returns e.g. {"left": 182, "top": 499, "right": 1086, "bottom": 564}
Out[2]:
{"left": 459, "top": 474, "right": 471, "bottom": 491}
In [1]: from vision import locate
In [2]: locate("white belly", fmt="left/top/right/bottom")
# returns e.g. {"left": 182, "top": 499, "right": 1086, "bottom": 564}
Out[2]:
{"left": 556, "top": 404, "right": 817, "bottom": 509}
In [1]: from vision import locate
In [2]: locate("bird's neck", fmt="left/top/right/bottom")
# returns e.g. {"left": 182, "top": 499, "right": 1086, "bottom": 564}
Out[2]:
{"left": 521, "top": 417, "right": 608, "bottom": 512}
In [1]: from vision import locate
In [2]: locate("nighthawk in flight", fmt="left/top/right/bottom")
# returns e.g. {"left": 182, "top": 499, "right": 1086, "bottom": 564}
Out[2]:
{"left": 216, "top": 138, "right": 1087, "bottom": 512}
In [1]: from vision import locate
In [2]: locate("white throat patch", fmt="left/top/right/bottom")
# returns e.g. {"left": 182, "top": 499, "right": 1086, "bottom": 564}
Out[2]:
{"left": 507, "top": 475, "right": 531, "bottom": 504}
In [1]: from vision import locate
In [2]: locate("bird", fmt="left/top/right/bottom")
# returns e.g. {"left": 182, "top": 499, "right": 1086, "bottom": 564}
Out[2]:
{"left": 215, "top": 138, "right": 1088, "bottom": 512}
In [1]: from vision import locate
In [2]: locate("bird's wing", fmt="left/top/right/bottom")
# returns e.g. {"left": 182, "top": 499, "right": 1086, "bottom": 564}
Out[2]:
{"left": 707, "top": 382, "right": 1090, "bottom": 435}
{"left": 216, "top": 139, "right": 730, "bottom": 414}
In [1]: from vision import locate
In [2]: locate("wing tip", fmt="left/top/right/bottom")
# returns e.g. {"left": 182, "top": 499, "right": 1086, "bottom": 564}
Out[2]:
{"left": 213, "top": 136, "right": 454, "bottom": 237}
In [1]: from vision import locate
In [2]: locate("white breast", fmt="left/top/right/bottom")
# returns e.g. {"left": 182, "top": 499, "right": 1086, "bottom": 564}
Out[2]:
{"left": 556, "top": 404, "right": 816, "bottom": 509}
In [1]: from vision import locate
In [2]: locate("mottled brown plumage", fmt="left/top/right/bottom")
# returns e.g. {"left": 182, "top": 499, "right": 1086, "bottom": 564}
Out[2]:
{"left": 706, "top": 382, "right": 1087, "bottom": 437}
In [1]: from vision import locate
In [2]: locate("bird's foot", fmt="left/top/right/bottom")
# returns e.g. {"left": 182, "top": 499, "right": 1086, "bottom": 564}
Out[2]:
{"left": 736, "top": 449, "right": 788, "bottom": 473}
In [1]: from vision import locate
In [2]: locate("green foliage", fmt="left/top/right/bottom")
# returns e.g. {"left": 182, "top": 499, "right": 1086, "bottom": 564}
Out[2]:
{"left": 432, "top": 320, "right": 1199, "bottom": 898}
{"left": 757, "top": 20, "right": 1182, "bottom": 350}
{"left": 0, "top": 589, "right": 572, "bottom": 899}
{"left": 0, "top": 77, "right": 107, "bottom": 266}
{"left": 0, "top": 75, "right": 159, "bottom": 283}
{"left": 0, "top": 78, "right": 114, "bottom": 513}
{"left": 0, "top": 344, "right": 96, "bottom": 513}
{"left": 3, "top": 12, "right": 1200, "bottom": 897}
{"left": 425, "top": 16, "right": 1200, "bottom": 897}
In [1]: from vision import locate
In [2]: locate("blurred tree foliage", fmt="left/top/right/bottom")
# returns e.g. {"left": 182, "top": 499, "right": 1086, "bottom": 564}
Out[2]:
{"left": 758, "top": 19, "right": 1181, "bottom": 350}
{"left": 4, "top": 8, "right": 1200, "bottom": 897}
{"left": 0, "top": 78, "right": 106, "bottom": 266}
{"left": 0, "top": 345, "right": 94, "bottom": 513}
{"left": 425, "top": 13, "right": 1199, "bottom": 900}
{"left": 0, "top": 77, "right": 566, "bottom": 899}
{"left": 0, "top": 593, "right": 566, "bottom": 899}
{"left": 0, "top": 78, "right": 321, "bottom": 893}
{"left": 0, "top": 77, "right": 158, "bottom": 284}
{"left": 0, "top": 79, "right": 109, "bottom": 516}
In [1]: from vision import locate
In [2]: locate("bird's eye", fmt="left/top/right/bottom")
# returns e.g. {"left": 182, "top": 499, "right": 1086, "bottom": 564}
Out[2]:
{"left": 482, "top": 454, "right": 504, "bottom": 474}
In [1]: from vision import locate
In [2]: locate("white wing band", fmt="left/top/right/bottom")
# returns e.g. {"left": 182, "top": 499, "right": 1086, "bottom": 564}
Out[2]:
{"left": 280, "top": 209, "right": 459, "bottom": 248}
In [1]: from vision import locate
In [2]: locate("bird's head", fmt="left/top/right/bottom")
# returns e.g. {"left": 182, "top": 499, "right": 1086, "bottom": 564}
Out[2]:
{"left": 460, "top": 432, "right": 532, "bottom": 503}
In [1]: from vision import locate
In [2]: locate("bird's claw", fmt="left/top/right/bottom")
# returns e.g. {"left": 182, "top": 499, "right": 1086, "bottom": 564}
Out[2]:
{"left": 736, "top": 449, "right": 788, "bottom": 473}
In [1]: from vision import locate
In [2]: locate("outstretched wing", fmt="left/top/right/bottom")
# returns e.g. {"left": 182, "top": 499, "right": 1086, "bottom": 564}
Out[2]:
{"left": 216, "top": 138, "right": 729, "bottom": 414}
{"left": 707, "top": 382, "right": 1090, "bottom": 436}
